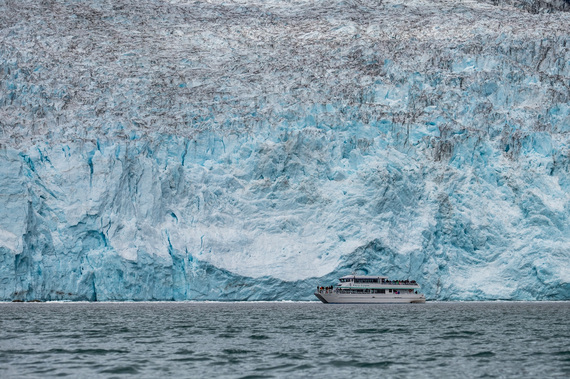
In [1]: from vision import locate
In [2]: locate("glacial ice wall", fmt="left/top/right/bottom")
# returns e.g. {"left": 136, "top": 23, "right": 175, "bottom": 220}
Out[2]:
{"left": 0, "top": 0, "right": 569, "bottom": 301}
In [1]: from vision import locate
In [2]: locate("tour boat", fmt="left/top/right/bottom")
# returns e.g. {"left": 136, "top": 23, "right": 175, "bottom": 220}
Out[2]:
{"left": 315, "top": 274, "right": 426, "bottom": 304}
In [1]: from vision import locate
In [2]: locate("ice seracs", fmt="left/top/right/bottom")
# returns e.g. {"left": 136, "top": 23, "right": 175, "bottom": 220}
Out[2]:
{"left": 0, "top": 0, "right": 569, "bottom": 302}
{"left": 315, "top": 275, "right": 426, "bottom": 304}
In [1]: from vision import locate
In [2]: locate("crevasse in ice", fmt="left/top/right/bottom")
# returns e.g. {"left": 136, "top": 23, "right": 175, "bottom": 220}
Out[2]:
{"left": 0, "top": 0, "right": 569, "bottom": 300}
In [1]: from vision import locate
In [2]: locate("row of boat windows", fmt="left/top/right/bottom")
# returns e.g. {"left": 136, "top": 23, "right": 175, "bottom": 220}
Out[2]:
{"left": 339, "top": 278, "right": 417, "bottom": 284}
{"left": 336, "top": 289, "right": 417, "bottom": 294}
{"left": 353, "top": 289, "right": 385, "bottom": 293}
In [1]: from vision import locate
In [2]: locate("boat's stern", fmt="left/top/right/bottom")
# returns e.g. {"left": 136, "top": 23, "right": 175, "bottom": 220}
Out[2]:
{"left": 411, "top": 295, "right": 426, "bottom": 303}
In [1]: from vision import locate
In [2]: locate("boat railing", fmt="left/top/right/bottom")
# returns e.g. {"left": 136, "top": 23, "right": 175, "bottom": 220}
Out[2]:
{"left": 381, "top": 280, "right": 417, "bottom": 285}
{"left": 317, "top": 281, "right": 418, "bottom": 291}
{"left": 315, "top": 288, "right": 420, "bottom": 295}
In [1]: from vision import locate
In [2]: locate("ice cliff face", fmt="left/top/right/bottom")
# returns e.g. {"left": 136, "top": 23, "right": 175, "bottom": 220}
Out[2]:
{"left": 0, "top": 0, "right": 569, "bottom": 301}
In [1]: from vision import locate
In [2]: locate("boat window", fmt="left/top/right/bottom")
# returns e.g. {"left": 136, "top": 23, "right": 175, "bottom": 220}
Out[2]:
{"left": 354, "top": 278, "right": 380, "bottom": 283}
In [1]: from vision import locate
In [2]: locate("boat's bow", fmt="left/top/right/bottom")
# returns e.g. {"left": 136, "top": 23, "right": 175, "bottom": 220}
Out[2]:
{"left": 314, "top": 292, "right": 328, "bottom": 303}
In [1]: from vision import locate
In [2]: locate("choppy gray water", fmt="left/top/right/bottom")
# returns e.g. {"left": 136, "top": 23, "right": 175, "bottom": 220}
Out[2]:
{"left": 0, "top": 302, "right": 568, "bottom": 378}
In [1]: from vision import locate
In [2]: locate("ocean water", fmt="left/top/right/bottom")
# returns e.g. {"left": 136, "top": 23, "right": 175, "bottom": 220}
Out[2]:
{"left": 0, "top": 302, "right": 568, "bottom": 378}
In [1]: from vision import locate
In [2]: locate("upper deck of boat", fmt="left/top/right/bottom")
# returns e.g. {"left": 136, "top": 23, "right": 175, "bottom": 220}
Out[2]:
{"left": 339, "top": 275, "right": 388, "bottom": 281}
{"left": 337, "top": 275, "right": 420, "bottom": 289}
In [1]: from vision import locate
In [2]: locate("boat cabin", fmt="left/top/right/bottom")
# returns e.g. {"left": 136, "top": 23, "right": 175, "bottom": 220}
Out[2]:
{"left": 336, "top": 275, "right": 419, "bottom": 289}
{"left": 339, "top": 275, "right": 388, "bottom": 284}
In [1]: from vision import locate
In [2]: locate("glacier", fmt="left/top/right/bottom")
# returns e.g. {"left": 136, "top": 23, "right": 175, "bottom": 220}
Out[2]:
{"left": 0, "top": 0, "right": 569, "bottom": 301}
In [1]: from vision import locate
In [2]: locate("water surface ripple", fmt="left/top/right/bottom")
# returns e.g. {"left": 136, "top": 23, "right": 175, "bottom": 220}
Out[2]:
{"left": 0, "top": 302, "right": 568, "bottom": 378}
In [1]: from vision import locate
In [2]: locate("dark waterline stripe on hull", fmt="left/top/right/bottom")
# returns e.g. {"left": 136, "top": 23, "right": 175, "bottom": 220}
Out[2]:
{"left": 314, "top": 293, "right": 328, "bottom": 303}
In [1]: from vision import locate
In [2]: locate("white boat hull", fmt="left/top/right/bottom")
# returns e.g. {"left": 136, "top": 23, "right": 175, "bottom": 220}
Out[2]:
{"left": 315, "top": 291, "right": 425, "bottom": 304}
